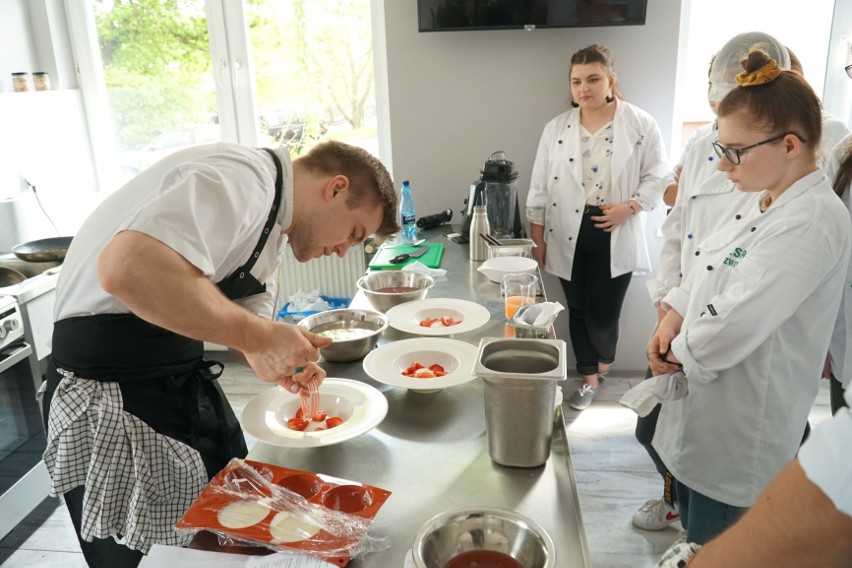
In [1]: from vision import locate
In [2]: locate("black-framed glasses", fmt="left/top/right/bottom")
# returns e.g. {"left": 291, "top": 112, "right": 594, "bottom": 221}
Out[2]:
{"left": 712, "top": 132, "right": 806, "bottom": 165}
{"left": 846, "top": 64, "right": 852, "bottom": 80}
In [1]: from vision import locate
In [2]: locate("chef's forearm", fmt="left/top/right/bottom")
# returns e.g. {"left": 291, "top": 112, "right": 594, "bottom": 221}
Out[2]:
{"left": 98, "top": 230, "right": 270, "bottom": 352}
{"left": 529, "top": 223, "right": 545, "bottom": 247}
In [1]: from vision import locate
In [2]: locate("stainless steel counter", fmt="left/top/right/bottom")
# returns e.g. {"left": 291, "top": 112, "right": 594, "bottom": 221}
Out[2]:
{"left": 248, "top": 228, "right": 590, "bottom": 567}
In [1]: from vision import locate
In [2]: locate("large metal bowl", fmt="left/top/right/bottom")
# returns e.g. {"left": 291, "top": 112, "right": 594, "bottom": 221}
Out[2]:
{"left": 298, "top": 308, "right": 388, "bottom": 362}
{"left": 412, "top": 507, "right": 557, "bottom": 568}
{"left": 356, "top": 271, "right": 434, "bottom": 313}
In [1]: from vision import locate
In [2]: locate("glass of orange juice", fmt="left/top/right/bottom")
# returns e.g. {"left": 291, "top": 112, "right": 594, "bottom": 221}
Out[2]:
{"left": 503, "top": 272, "right": 537, "bottom": 320}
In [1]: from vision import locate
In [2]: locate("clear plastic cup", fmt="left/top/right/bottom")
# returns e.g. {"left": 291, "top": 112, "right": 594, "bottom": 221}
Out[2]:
{"left": 503, "top": 272, "right": 537, "bottom": 320}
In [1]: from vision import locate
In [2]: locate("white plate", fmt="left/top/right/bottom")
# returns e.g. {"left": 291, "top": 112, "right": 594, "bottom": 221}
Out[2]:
{"left": 240, "top": 378, "right": 388, "bottom": 448}
{"left": 385, "top": 298, "right": 491, "bottom": 336}
{"left": 362, "top": 338, "right": 479, "bottom": 392}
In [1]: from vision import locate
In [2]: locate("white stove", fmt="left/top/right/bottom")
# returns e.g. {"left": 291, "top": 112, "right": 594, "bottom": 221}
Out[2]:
{"left": 0, "top": 295, "right": 24, "bottom": 349}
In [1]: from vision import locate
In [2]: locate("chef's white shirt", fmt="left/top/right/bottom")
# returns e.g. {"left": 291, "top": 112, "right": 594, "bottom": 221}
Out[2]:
{"left": 526, "top": 101, "right": 667, "bottom": 280}
{"left": 798, "top": 387, "right": 852, "bottom": 518}
{"left": 55, "top": 143, "right": 293, "bottom": 321}
{"left": 653, "top": 171, "right": 852, "bottom": 506}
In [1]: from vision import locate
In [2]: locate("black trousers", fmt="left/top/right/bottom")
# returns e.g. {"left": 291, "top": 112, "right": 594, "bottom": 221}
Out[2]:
{"left": 560, "top": 206, "right": 632, "bottom": 376}
{"left": 830, "top": 373, "right": 849, "bottom": 415}
{"left": 634, "top": 366, "right": 678, "bottom": 505}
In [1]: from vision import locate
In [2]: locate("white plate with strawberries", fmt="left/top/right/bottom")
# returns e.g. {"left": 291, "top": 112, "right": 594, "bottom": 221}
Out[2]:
{"left": 385, "top": 298, "right": 490, "bottom": 336}
{"left": 240, "top": 378, "right": 388, "bottom": 448}
{"left": 362, "top": 338, "right": 479, "bottom": 393}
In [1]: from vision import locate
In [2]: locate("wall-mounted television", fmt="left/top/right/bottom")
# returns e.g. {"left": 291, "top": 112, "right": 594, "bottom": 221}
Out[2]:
{"left": 418, "top": 0, "right": 647, "bottom": 32}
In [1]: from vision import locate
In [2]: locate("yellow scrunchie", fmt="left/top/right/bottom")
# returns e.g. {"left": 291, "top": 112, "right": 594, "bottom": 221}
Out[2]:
{"left": 735, "top": 59, "right": 782, "bottom": 87}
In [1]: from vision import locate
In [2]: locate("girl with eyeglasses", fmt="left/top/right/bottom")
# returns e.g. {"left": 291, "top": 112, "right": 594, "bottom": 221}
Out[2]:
{"left": 646, "top": 48, "right": 852, "bottom": 545}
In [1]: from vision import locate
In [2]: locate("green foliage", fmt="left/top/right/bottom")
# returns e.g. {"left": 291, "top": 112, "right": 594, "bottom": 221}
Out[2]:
{"left": 94, "top": 0, "right": 374, "bottom": 153}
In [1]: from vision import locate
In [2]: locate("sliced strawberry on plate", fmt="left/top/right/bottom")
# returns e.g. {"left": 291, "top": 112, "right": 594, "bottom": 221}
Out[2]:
{"left": 326, "top": 416, "right": 344, "bottom": 428}
{"left": 312, "top": 410, "right": 327, "bottom": 422}
{"left": 287, "top": 418, "right": 309, "bottom": 431}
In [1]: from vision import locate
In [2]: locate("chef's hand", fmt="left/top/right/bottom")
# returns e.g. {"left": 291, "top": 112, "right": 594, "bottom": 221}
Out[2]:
{"left": 281, "top": 361, "right": 326, "bottom": 394}
{"left": 648, "top": 309, "right": 684, "bottom": 375}
{"left": 593, "top": 202, "right": 635, "bottom": 232}
{"left": 242, "top": 321, "right": 332, "bottom": 385}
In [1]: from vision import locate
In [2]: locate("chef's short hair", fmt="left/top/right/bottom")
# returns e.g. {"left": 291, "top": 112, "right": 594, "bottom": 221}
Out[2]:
{"left": 295, "top": 140, "right": 400, "bottom": 238}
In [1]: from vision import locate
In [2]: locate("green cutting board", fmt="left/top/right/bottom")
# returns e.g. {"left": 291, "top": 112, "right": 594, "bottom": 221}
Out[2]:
{"left": 368, "top": 243, "right": 445, "bottom": 270}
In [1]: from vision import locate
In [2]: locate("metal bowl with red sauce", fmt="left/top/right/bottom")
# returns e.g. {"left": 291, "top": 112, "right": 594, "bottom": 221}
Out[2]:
{"left": 356, "top": 271, "right": 434, "bottom": 313}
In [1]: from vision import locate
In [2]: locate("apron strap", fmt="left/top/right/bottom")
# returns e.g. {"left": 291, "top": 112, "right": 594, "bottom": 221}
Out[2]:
{"left": 215, "top": 148, "right": 284, "bottom": 300}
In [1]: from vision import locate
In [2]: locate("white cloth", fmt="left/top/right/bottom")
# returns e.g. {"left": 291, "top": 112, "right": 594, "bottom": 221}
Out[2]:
{"left": 653, "top": 171, "right": 852, "bottom": 506}
{"left": 826, "top": 133, "right": 852, "bottom": 389}
{"left": 620, "top": 371, "right": 687, "bottom": 417}
{"left": 798, "top": 388, "right": 852, "bottom": 518}
{"left": 526, "top": 100, "right": 667, "bottom": 280}
{"left": 55, "top": 143, "right": 293, "bottom": 321}
{"left": 43, "top": 372, "right": 207, "bottom": 553}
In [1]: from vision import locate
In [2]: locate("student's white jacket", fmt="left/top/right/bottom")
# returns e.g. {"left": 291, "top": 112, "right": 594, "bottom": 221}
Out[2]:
{"left": 647, "top": 113, "right": 849, "bottom": 307}
{"left": 526, "top": 101, "right": 667, "bottom": 280}
{"left": 654, "top": 171, "right": 852, "bottom": 506}
{"left": 825, "top": 133, "right": 852, "bottom": 389}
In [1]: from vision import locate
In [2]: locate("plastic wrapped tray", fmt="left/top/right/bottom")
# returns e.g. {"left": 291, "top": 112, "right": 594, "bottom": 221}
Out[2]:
{"left": 176, "top": 458, "right": 392, "bottom": 566}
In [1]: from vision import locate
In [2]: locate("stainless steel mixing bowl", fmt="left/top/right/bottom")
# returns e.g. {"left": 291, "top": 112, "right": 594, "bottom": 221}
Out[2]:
{"left": 411, "top": 507, "right": 556, "bottom": 568}
{"left": 356, "top": 271, "right": 434, "bottom": 313}
{"left": 298, "top": 308, "right": 388, "bottom": 362}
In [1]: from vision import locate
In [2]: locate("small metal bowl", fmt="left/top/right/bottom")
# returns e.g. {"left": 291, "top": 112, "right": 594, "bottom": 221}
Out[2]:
{"left": 356, "top": 271, "right": 434, "bottom": 313}
{"left": 412, "top": 507, "right": 557, "bottom": 568}
{"left": 298, "top": 309, "right": 388, "bottom": 362}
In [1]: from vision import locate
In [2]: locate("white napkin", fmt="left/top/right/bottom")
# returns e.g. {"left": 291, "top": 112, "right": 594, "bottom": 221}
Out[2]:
{"left": 619, "top": 371, "right": 688, "bottom": 417}
{"left": 515, "top": 302, "right": 565, "bottom": 328}
{"left": 402, "top": 260, "right": 447, "bottom": 278}
{"left": 285, "top": 289, "right": 332, "bottom": 313}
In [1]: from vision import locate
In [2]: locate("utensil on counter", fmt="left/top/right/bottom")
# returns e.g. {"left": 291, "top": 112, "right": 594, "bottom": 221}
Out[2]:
{"left": 479, "top": 232, "right": 503, "bottom": 247}
{"left": 11, "top": 236, "right": 73, "bottom": 262}
{"left": 389, "top": 246, "right": 430, "bottom": 264}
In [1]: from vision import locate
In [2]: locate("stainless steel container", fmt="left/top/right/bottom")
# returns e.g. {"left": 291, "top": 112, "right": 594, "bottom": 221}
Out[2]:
{"left": 473, "top": 338, "right": 566, "bottom": 467}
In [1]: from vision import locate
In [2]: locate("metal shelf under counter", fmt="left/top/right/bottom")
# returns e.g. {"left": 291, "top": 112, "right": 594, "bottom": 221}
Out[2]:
{"left": 247, "top": 227, "right": 590, "bottom": 567}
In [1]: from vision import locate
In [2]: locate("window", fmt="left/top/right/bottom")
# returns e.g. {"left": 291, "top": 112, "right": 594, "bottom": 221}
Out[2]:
{"left": 76, "top": 0, "right": 376, "bottom": 188}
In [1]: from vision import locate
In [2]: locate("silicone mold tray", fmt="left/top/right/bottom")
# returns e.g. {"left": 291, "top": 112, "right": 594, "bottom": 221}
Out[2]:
{"left": 175, "top": 458, "right": 392, "bottom": 566}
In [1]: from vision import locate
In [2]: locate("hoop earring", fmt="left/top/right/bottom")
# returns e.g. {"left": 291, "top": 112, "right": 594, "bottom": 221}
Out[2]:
{"left": 571, "top": 101, "right": 579, "bottom": 108}
{"left": 605, "top": 95, "right": 614, "bottom": 103}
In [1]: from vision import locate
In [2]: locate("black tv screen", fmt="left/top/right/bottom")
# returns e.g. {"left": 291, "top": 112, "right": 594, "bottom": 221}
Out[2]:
{"left": 418, "top": 0, "right": 647, "bottom": 31}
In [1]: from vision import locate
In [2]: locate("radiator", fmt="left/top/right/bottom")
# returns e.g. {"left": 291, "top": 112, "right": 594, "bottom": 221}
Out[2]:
{"left": 276, "top": 243, "right": 366, "bottom": 310}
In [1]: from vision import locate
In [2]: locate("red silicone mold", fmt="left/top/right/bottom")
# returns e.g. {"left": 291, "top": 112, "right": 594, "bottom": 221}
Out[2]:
{"left": 175, "top": 459, "right": 392, "bottom": 566}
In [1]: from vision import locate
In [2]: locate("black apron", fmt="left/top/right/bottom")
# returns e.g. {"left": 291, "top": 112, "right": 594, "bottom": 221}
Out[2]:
{"left": 44, "top": 148, "right": 284, "bottom": 479}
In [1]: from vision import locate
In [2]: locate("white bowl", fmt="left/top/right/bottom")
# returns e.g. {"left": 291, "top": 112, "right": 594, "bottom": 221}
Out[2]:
{"left": 477, "top": 256, "right": 538, "bottom": 283}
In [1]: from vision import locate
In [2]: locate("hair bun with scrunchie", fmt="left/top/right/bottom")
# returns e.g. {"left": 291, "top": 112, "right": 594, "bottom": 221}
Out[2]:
{"left": 735, "top": 56, "right": 781, "bottom": 87}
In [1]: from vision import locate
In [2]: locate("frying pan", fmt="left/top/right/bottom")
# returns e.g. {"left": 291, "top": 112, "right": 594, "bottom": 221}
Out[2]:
{"left": 0, "top": 266, "right": 27, "bottom": 287}
{"left": 11, "top": 236, "right": 74, "bottom": 262}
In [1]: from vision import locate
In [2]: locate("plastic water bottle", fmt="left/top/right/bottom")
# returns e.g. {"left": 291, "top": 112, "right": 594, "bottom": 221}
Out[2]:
{"left": 400, "top": 180, "right": 417, "bottom": 242}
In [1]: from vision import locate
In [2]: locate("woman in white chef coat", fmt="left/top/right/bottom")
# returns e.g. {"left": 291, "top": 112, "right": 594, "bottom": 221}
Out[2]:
{"left": 526, "top": 44, "right": 666, "bottom": 411}
{"left": 648, "top": 49, "right": 852, "bottom": 545}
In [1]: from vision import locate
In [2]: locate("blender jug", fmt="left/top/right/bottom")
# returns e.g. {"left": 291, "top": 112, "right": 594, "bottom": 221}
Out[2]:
{"left": 480, "top": 151, "right": 519, "bottom": 240}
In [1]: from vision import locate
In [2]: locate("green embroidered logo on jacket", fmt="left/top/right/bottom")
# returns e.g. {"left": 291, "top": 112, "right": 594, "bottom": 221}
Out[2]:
{"left": 724, "top": 247, "right": 746, "bottom": 267}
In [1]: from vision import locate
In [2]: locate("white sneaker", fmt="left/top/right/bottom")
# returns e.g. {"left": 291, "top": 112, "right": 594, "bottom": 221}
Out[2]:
{"left": 632, "top": 498, "right": 680, "bottom": 531}
{"left": 567, "top": 383, "right": 600, "bottom": 410}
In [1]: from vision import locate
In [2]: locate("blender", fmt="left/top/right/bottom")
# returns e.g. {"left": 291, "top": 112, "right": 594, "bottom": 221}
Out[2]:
{"left": 461, "top": 151, "right": 523, "bottom": 240}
